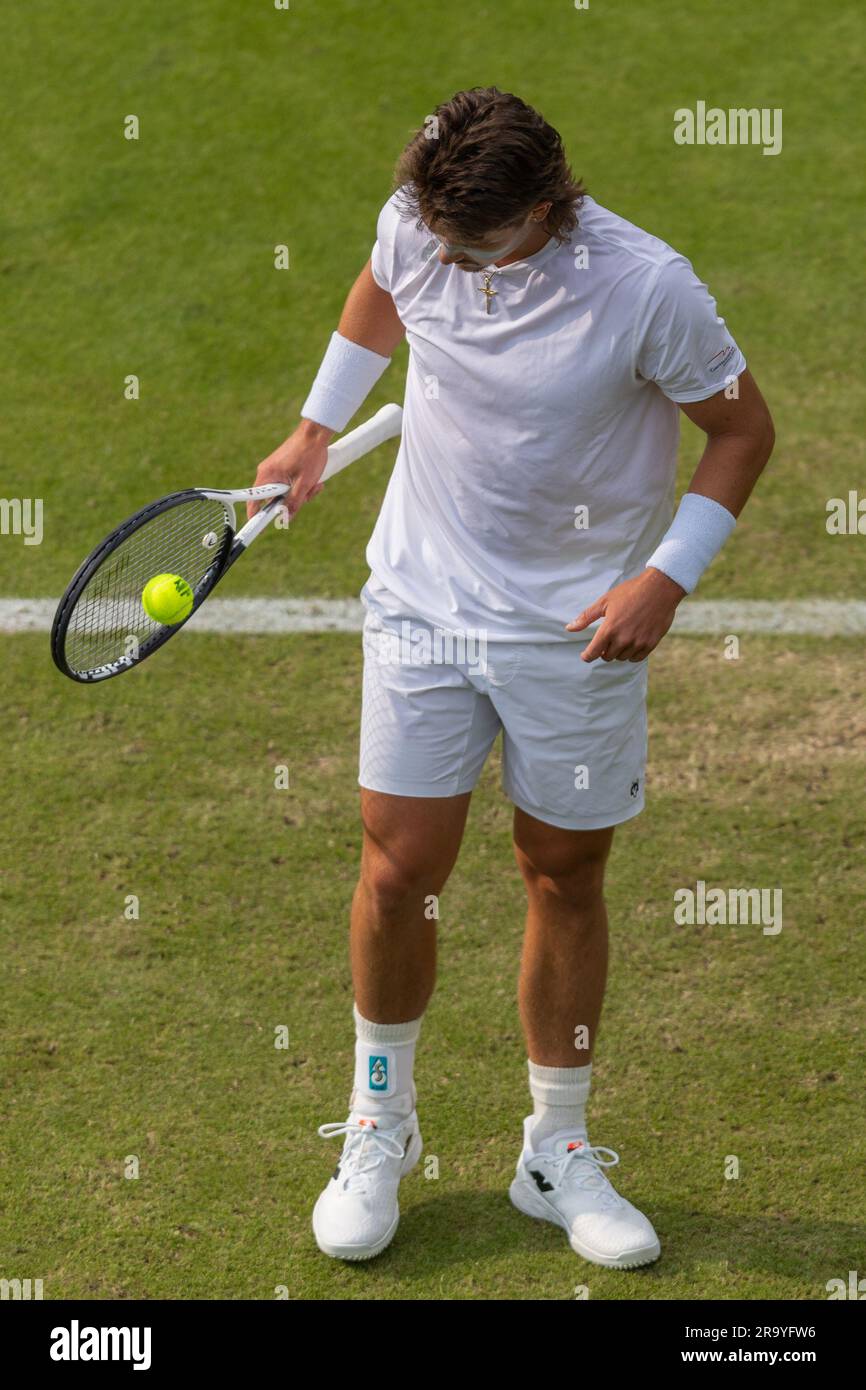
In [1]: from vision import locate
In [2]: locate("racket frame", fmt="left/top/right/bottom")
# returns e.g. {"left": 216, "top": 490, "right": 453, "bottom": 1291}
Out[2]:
{"left": 51, "top": 403, "right": 403, "bottom": 683}
{"left": 50, "top": 489, "right": 236, "bottom": 682}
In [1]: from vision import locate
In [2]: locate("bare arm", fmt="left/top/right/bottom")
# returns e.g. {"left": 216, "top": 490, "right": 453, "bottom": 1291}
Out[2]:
{"left": 569, "top": 370, "right": 775, "bottom": 661}
{"left": 338, "top": 259, "right": 406, "bottom": 357}
{"left": 678, "top": 369, "right": 775, "bottom": 516}
{"left": 248, "top": 260, "right": 405, "bottom": 517}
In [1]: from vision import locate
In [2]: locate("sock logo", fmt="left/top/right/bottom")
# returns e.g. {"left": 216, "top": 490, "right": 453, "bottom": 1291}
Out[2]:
{"left": 369, "top": 1056, "right": 388, "bottom": 1091}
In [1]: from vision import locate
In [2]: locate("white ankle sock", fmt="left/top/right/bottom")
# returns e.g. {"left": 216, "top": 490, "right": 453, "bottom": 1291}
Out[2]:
{"left": 527, "top": 1060, "right": 592, "bottom": 1147}
{"left": 351, "top": 1004, "right": 421, "bottom": 1122}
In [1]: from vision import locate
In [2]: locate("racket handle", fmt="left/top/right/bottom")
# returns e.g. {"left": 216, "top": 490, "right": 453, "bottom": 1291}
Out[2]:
{"left": 233, "top": 402, "right": 404, "bottom": 549}
{"left": 320, "top": 403, "right": 403, "bottom": 483}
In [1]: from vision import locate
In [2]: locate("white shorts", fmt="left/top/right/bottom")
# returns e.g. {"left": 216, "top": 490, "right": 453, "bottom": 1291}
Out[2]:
{"left": 358, "top": 589, "right": 648, "bottom": 831}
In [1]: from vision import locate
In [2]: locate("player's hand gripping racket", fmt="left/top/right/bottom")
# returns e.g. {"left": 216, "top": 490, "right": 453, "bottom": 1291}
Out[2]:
{"left": 51, "top": 403, "right": 403, "bottom": 683}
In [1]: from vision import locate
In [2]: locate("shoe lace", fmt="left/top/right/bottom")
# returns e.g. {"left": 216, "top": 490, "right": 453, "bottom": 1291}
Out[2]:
{"left": 549, "top": 1143, "right": 622, "bottom": 1211}
{"left": 318, "top": 1120, "right": 407, "bottom": 1193}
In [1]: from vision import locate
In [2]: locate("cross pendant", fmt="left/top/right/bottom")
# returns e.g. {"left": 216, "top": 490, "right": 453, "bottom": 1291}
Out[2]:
{"left": 478, "top": 272, "right": 497, "bottom": 313}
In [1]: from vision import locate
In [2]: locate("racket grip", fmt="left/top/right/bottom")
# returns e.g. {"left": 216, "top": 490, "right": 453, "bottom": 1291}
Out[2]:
{"left": 320, "top": 403, "right": 403, "bottom": 483}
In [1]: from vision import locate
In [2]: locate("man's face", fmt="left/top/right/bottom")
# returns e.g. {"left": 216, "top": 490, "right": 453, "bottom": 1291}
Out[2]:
{"left": 432, "top": 215, "right": 533, "bottom": 270}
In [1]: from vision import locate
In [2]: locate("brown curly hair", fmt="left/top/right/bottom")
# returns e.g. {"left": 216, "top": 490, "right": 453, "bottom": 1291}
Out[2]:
{"left": 393, "top": 88, "right": 585, "bottom": 244}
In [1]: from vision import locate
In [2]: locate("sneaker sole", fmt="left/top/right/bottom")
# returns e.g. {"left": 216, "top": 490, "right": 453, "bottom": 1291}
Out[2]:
{"left": 313, "top": 1128, "right": 423, "bottom": 1262}
{"left": 313, "top": 1208, "right": 401, "bottom": 1262}
{"left": 509, "top": 1176, "right": 661, "bottom": 1270}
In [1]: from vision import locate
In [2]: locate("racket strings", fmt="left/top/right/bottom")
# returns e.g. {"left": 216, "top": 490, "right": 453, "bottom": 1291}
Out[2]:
{"left": 64, "top": 497, "right": 232, "bottom": 675}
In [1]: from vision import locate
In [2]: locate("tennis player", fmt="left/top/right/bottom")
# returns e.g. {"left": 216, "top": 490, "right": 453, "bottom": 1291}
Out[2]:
{"left": 251, "top": 88, "right": 774, "bottom": 1267}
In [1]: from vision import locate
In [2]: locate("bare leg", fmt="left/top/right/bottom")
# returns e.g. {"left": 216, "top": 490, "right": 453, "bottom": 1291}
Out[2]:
{"left": 350, "top": 788, "right": 471, "bottom": 1023}
{"left": 512, "top": 807, "right": 615, "bottom": 1067}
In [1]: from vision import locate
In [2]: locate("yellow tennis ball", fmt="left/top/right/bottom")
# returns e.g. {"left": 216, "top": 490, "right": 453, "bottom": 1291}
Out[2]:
{"left": 141, "top": 573, "right": 194, "bottom": 625}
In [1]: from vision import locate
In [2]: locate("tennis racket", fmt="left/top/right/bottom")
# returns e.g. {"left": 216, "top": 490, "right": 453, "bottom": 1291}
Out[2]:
{"left": 51, "top": 402, "right": 403, "bottom": 683}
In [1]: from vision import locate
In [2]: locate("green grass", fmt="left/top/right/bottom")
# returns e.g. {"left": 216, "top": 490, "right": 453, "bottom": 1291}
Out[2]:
{"left": 1, "top": 635, "right": 864, "bottom": 1299}
{"left": 1, "top": 0, "right": 865, "bottom": 1301}
{"left": 1, "top": 0, "right": 864, "bottom": 597}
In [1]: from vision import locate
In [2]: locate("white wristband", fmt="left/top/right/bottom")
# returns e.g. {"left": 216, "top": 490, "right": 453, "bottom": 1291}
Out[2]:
{"left": 645, "top": 492, "right": 736, "bottom": 594}
{"left": 300, "top": 331, "right": 391, "bottom": 433}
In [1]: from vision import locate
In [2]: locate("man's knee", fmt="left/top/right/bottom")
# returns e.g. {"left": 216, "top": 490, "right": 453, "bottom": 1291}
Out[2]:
{"left": 513, "top": 818, "right": 613, "bottom": 908}
{"left": 360, "top": 845, "right": 445, "bottom": 918}
{"left": 357, "top": 791, "right": 468, "bottom": 920}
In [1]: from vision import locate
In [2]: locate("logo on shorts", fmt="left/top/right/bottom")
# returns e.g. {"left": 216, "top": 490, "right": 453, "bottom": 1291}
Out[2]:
{"left": 630, "top": 780, "right": 640, "bottom": 798}
{"left": 369, "top": 1056, "right": 388, "bottom": 1091}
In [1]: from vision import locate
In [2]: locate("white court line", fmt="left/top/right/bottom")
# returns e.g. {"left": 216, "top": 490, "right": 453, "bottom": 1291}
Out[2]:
{"left": 2, "top": 597, "right": 865, "bottom": 635}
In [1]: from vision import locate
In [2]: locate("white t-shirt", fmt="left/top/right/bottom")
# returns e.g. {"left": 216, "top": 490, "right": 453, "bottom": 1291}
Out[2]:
{"left": 365, "top": 192, "right": 746, "bottom": 641}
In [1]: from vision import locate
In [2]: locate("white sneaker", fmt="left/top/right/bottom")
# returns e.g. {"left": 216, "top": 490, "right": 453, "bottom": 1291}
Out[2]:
{"left": 509, "top": 1118, "right": 661, "bottom": 1269}
{"left": 312, "top": 1110, "right": 422, "bottom": 1260}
